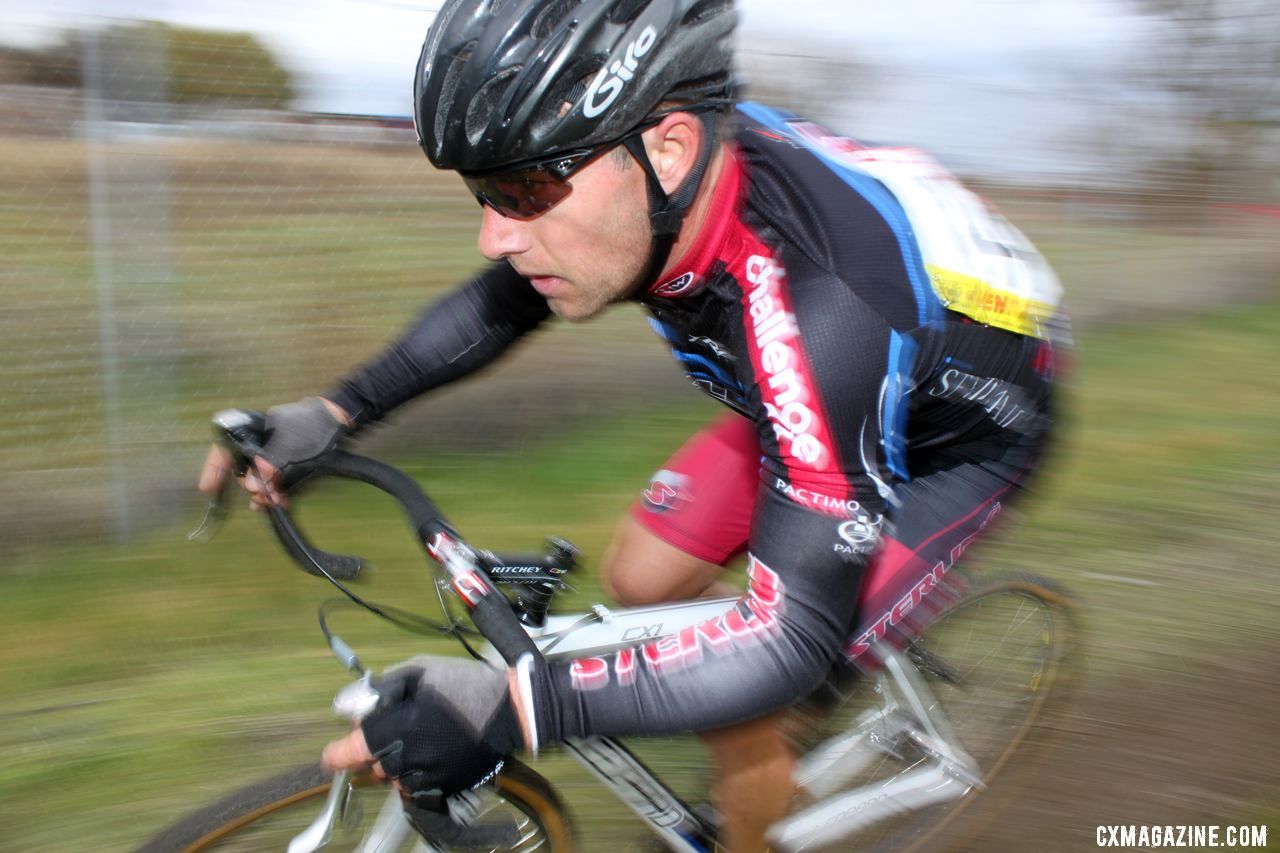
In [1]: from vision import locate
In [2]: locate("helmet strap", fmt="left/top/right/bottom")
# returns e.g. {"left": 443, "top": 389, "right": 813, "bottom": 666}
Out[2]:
{"left": 621, "top": 109, "right": 722, "bottom": 290}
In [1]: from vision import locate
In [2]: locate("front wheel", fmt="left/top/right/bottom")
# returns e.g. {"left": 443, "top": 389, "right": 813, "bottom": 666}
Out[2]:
{"left": 139, "top": 759, "right": 574, "bottom": 852}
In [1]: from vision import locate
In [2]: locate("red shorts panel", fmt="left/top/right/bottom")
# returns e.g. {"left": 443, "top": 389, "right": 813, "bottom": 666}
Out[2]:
{"left": 629, "top": 413, "right": 759, "bottom": 566}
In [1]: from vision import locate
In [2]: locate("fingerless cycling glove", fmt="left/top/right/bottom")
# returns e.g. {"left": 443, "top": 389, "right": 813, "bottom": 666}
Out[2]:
{"left": 260, "top": 397, "right": 348, "bottom": 479}
{"left": 361, "top": 656, "right": 524, "bottom": 797}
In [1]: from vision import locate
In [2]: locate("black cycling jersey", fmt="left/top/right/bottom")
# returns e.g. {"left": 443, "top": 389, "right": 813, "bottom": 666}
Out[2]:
{"left": 329, "top": 103, "right": 1064, "bottom": 744}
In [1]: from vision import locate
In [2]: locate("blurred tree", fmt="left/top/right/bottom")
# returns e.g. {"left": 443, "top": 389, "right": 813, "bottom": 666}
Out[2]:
{"left": 164, "top": 23, "right": 293, "bottom": 108}
{"left": 0, "top": 49, "right": 23, "bottom": 85}
{"left": 0, "top": 39, "right": 81, "bottom": 88}
{"left": 1129, "top": 0, "right": 1280, "bottom": 203}
{"left": 0, "top": 21, "right": 293, "bottom": 108}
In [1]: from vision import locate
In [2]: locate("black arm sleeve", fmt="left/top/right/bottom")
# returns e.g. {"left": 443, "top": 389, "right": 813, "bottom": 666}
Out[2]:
{"left": 327, "top": 263, "right": 551, "bottom": 426}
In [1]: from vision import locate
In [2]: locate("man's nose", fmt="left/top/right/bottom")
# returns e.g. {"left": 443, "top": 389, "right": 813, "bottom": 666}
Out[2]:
{"left": 477, "top": 204, "right": 531, "bottom": 261}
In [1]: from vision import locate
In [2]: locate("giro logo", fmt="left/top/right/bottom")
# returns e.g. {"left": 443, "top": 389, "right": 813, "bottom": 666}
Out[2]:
{"left": 584, "top": 26, "right": 658, "bottom": 119}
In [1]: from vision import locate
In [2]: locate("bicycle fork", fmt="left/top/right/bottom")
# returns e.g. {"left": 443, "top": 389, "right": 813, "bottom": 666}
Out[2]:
{"left": 767, "top": 645, "right": 983, "bottom": 852}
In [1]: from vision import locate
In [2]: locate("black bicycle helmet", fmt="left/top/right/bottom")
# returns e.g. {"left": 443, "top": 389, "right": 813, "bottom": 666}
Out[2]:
{"left": 414, "top": 0, "right": 738, "bottom": 172}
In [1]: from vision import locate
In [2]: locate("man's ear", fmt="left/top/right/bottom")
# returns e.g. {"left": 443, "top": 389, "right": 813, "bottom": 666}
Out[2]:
{"left": 645, "top": 112, "right": 704, "bottom": 195}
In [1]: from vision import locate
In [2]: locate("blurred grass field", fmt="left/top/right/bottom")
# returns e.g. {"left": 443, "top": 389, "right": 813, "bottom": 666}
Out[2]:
{"left": 1, "top": 296, "right": 1278, "bottom": 849}
{"left": 3, "top": 136, "right": 1277, "bottom": 546}
{"left": 2, "top": 134, "right": 1278, "bottom": 848}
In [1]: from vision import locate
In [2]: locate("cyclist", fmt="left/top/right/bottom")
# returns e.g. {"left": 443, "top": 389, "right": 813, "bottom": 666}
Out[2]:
{"left": 199, "top": 1, "right": 1069, "bottom": 849}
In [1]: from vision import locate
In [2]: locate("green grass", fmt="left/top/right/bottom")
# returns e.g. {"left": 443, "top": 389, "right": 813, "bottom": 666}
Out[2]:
{"left": 2, "top": 133, "right": 1278, "bottom": 845}
{"left": 1, "top": 299, "right": 1278, "bottom": 849}
{"left": 0, "top": 400, "right": 722, "bottom": 849}
{"left": 993, "top": 303, "right": 1280, "bottom": 677}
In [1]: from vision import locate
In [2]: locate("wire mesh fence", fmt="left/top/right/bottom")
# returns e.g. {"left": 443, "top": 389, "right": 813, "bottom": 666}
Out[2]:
{"left": 3, "top": 21, "right": 501, "bottom": 545}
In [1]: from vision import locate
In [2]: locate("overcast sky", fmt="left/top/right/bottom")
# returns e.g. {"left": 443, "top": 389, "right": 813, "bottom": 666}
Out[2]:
{"left": 3, "top": 0, "right": 1152, "bottom": 176}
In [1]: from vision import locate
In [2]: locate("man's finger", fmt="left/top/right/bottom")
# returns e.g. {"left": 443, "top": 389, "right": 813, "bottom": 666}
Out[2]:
{"left": 247, "top": 464, "right": 287, "bottom": 509}
{"left": 322, "top": 728, "right": 376, "bottom": 773}
{"left": 240, "top": 470, "right": 269, "bottom": 511}
{"left": 198, "top": 445, "right": 234, "bottom": 496}
{"left": 254, "top": 457, "right": 280, "bottom": 482}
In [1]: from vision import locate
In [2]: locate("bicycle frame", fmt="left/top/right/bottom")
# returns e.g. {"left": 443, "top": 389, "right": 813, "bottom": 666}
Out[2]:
{"left": 180, "top": 409, "right": 1034, "bottom": 853}
{"left": 289, "top": 593, "right": 980, "bottom": 853}
{"left": 193, "top": 434, "right": 984, "bottom": 853}
{"left": 537, "top": 602, "right": 981, "bottom": 853}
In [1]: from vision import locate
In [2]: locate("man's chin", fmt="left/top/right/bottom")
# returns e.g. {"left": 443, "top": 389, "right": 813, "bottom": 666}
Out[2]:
{"left": 546, "top": 297, "right": 606, "bottom": 323}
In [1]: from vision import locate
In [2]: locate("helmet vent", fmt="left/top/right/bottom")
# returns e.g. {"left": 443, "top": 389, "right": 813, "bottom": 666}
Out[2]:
{"left": 564, "top": 60, "right": 603, "bottom": 108}
{"left": 533, "top": 57, "right": 601, "bottom": 137}
{"left": 682, "top": 0, "right": 732, "bottom": 25}
{"left": 435, "top": 41, "right": 476, "bottom": 147}
{"left": 608, "top": 0, "right": 649, "bottom": 25}
{"left": 532, "top": 0, "right": 580, "bottom": 39}
{"left": 467, "top": 67, "right": 519, "bottom": 144}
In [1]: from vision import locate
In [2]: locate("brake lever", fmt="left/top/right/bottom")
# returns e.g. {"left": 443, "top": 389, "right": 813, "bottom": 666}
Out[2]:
{"left": 190, "top": 408, "right": 270, "bottom": 543}
{"left": 187, "top": 494, "right": 228, "bottom": 543}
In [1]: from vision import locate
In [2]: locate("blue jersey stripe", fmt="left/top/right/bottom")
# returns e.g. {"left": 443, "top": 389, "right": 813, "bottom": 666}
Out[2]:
{"left": 736, "top": 102, "right": 942, "bottom": 327}
{"left": 649, "top": 317, "right": 743, "bottom": 391}
{"left": 674, "top": 352, "right": 739, "bottom": 389}
{"left": 647, "top": 316, "right": 681, "bottom": 344}
{"left": 883, "top": 330, "right": 918, "bottom": 481}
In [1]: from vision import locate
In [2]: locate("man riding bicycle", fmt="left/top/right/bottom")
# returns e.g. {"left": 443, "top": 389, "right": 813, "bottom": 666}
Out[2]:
{"left": 199, "top": 1, "right": 1067, "bottom": 850}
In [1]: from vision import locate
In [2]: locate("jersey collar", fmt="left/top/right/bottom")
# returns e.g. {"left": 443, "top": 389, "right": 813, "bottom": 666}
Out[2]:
{"left": 645, "top": 146, "right": 744, "bottom": 299}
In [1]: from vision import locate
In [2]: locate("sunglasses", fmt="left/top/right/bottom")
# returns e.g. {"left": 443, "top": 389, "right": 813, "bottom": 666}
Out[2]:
{"left": 461, "top": 145, "right": 616, "bottom": 221}
{"left": 460, "top": 110, "right": 695, "bottom": 220}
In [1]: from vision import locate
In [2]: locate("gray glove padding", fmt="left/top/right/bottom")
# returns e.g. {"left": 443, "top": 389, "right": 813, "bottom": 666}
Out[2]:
{"left": 362, "top": 656, "right": 524, "bottom": 798}
{"left": 260, "top": 397, "right": 348, "bottom": 479}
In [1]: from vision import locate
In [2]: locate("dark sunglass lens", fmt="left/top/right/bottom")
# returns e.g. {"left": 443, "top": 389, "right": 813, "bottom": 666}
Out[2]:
{"left": 464, "top": 169, "right": 573, "bottom": 220}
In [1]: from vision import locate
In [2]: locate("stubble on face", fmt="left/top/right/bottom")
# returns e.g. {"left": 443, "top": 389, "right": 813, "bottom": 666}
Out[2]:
{"left": 513, "top": 155, "right": 654, "bottom": 322}
{"left": 553, "top": 203, "right": 651, "bottom": 320}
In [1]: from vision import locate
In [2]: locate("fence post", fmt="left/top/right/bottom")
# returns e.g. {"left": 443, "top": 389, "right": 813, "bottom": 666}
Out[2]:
{"left": 79, "top": 24, "right": 178, "bottom": 542}
{"left": 81, "top": 28, "right": 132, "bottom": 541}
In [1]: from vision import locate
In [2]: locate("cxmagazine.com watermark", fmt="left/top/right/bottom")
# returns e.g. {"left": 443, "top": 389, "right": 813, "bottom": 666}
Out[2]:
{"left": 1097, "top": 825, "right": 1269, "bottom": 848}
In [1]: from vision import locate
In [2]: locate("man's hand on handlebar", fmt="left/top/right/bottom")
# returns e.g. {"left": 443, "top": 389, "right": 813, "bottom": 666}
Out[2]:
{"left": 322, "top": 725, "right": 381, "bottom": 777}
{"left": 197, "top": 444, "right": 283, "bottom": 511}
{"left": 198, "top": 397, "right": 353, "bottom": 510}
{"left": 321, "top": 657, "right": 527, "bottom": 798}
{"left": 195, "top": 409, "right": 553, "bottom": 814}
